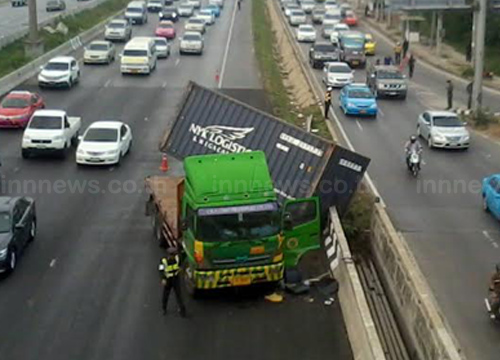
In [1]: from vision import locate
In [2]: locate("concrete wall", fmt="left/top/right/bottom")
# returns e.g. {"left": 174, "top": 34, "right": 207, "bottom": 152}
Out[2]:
{"left": 329, "top": 207, "right": 387, "bottom": 360}
{"left": 370, "top": 203, "right": 465, "bottom": 360}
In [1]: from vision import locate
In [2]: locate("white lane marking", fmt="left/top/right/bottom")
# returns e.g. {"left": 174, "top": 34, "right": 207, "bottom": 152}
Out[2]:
{"left": 378, "top": 107, "right": 384, "bottom": 117}
{"left": 218, "top": 0, "right": 239, "bottom": 88}
{"left": 144, "top": 117, "right": 149, "bottom": 122}
{"left": 175, "top": 58, "right": 180, "bottom": 67}
{"left": 104, "top": 79, "right": 111, "bottom": 88}
{"left": 482, "top": 230, "right": 499, "bottom": 249}
{"left": 162, "top": 81, "right": 167, "bottom": 88}
{"left": 50, "top": 259, "right": 57, "bottom": 268}
{"left": 355, "top": 120, "right": 363, "bottom": 131}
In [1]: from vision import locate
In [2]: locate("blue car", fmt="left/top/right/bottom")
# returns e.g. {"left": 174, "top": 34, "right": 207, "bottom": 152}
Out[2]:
{"left": 203, "top": 4, "right": 220, "bottom": 17}
{"left": 482, "top": 174, "right": 500, "bottom": 219}
{"left": 339, "top": 84, "right": 377, "bottom": 117}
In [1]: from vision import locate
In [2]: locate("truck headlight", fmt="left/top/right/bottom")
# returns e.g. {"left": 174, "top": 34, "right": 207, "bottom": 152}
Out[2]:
{"left": 53, "top": 136, "right": 64, "bottom": 141}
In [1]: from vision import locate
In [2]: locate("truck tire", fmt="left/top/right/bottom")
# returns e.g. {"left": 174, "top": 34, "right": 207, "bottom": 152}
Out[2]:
{"left": 21, "top": 149, "right": 30, "bottom": 159}
{"left": 183, "top": 261, "right": 199, "bottom": 298}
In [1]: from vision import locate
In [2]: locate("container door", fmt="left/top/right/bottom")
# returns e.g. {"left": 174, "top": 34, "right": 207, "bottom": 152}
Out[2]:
{"left": 282, "top": 197, "right": 321, "bottom": 268}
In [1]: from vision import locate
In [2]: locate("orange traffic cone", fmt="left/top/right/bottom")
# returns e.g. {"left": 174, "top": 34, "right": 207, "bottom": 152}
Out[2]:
{"left": 159, "top": 153, "right": 169, "bottom": 172}
{"left": 215, "top": 69, "right": 220, "bottom": 84}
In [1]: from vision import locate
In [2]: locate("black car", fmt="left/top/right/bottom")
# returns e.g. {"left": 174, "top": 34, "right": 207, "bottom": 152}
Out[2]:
{"left": 159, "top": 7, "right": 179, "bottom": 22}
{"left": 309, "top": 42, "right": 340, "bottom": 69}
{"left": 0, "top": 197, "right": 36, "bottom": 275}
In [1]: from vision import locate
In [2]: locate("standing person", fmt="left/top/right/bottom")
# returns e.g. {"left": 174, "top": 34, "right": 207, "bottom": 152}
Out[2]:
{"left": 466, "top": 43, "right": 472, "bottom": 63}
{"left": 375, "top": 58, "right": 381, "bottom": 65}
{"left": 159, "top": 247, "right": 187, "bottom": 317}
{"left": 324, "top": 87, "right": 332, "bottom": 120}
{"left": 466, "top": 81, "right": 473, "bottom": 110}
{"left": 402, "top": 38, "right": 409, "bottom": 58}
{"left": 237, "top": 0, "right": 241, "bottom": 10}
{"left": 394, "top": 42, "right": 402, "bottom": 65}
{"left": 408, "top": 54, "right": 416, "bottom": 79}
{"left": 384, "top": 55, "right": 393, "bottom": 65}
{"left": 446, "top": 80, "right": 454, "bottom": 110}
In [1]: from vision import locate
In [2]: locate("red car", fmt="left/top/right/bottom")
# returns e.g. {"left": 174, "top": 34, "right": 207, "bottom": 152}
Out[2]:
{"left": 0, "top": 91, "right": 45, "bottom": 128}
{"left": 155, "top": 21, "right": 176, "bottom": 40}
{"left": 343, "top": 11, "right": 358, "bottom": 26}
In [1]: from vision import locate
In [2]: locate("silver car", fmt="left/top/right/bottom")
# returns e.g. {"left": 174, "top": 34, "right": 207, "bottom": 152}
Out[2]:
{"left": 178, "top": 3, "right": 194, "bottom": 16}
{"left": 46, "top": 0, "right": 66, "bottom": 11}
{"left": 105, "top": 19, "right": 132, "bottom": 42}
{"left": 289, "top": 10, "right": 307, "bottom": 26}
{"left": 179, "top": 31, "right": 204, "bottom": 55}
{"left": 417, "top": 111, "right": 470, "bottom": 149}
{"left": 84, "top": 41, "right": 116, "bottom": 64}
{"left": 154, "top": 37, "right": 170, "bottom": 58}
{"left": 312, "top": 8, "right": 326, "bottom": 24}
{"left": 300, "top": 0, "right": 315, "bottom": 13}
{"left": 185, "top": 17, "right": 206, "bottom": 34}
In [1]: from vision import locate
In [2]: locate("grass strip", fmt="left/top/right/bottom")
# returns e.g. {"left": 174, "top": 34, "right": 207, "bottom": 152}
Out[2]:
{"left": 0, "top": 0, "right": 129, "bottom": 79}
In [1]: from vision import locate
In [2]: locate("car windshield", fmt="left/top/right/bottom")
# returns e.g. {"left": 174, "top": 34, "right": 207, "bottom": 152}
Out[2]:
{"left": 300, "top": 27, "right": 315, "bottom": 32}
{"left": 349, "top": 89, "right": 372, "bottom": 98}
{"left": 84, "top": 128, "right": 118, "bottom": 142}
{"left": 108, "top": 22, "right": 125, "bottom": 28}
{"left": 315, "top": 44, "right": 336, "bottom": 52}
{"left": 1, "top": 97, "right": 29, "bottom": 109}
{"left": 184, "top": 34, "right": 201, "bottom": 41}
{"left": 287, "top": 4, "right": 299, "bottom": 9}
{"left": 127, "top": 7, "right": 142, "bottom": 13}
{"left": 314, "top": 9, "right": 325, "bottom": 14}
{"left": 159, "top": 23, "right": 173, "bottom": 28}
{"left": 378, "top": 70, "right": 403, "bottom": 79}
{"left": 29, "top": 116, "right": 62, "bottom": 129}
{"left": 190, "top": 19, "right": 203, "bottom": 24}
{"left": 329, "top": 65, "right": 350, "bottom": 73}
{"left": 200, "top": 10, "right": 211, "bottom": 15}
{"left": 343, "top": 41, "right": 364, "bottom": 49}
{"left": 335, "top": 25, "right": 348, "bottom": 30}
{"left": 0, "top": 212, "right": 10, "bottom": 233}
{"left": 433, "top": 116, "right": 463, "bottom": 127}
{"left": 123, "top": 49, "right": 147, "bottom": 56}
{"left": 180, "top": 5, "right": 191, "bottom": 9}
{"left": 325, "top": 14, "right": 340, "bottom": 20}
{"left": 154, "top": 39, "right": 167, "bottom": 46}
{"left": 197, "top": 204, "right": 281, "bottom": 242}
{"left": 291, "top": 10, "right": 304, "bottom": 16}
{"left": 44, "top": 62, "right": 69, "bottom": 71}
{"left": 89, "top": 44, "right": 108, "bottom": 51}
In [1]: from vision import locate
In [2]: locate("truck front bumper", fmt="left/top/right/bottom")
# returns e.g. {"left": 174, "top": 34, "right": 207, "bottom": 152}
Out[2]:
{"left": 192, "top": 262, "right": 284, "bottom": 289}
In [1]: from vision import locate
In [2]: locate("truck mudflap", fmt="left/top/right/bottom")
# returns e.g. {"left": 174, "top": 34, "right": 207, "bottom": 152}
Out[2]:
{"left": 192, "top": 263, "right": 284, "bottom": 289}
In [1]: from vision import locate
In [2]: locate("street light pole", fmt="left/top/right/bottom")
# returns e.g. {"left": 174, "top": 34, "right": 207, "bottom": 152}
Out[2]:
{"left": 472, "top": 0, "right": 486, "bottom": 112}
{"left": 25, "top": 0, "right": 44, "bottom": 58}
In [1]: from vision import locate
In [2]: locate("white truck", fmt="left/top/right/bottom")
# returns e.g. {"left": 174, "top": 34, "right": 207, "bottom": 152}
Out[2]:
{"left": 22, "top": 110, "right": 81, "bottom": 159}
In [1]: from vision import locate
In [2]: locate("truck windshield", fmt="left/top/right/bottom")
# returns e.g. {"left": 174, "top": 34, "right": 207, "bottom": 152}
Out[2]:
{"left": 29, "top": 116, "right": 62, "bottom": 129}
{"left": 0, "top": 212, "right": 10, "bottom": 233}
{"left": 197, "top": 203, "right": 280, "bottom": 242}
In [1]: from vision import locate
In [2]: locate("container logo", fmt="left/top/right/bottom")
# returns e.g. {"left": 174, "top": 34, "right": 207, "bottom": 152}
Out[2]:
{"left": 189, "top": 124, "right": 254, "bottom": 153}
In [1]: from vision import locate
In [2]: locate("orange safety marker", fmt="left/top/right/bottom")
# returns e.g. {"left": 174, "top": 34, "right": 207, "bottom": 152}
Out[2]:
{"left": 159, "top": 153, "right": 169, "bottom": 172}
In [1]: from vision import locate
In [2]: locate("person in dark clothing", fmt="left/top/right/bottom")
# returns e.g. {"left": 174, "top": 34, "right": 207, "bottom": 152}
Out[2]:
{"left": 324, "top": 87, "right": 332, "bottom": 120}
{"left": 365, "top": 4, "right": 369, "bottom": 16}
{"left": 159, "top": 248, "right": 187, "bottom": 317}
{"left": 466, "top": 81, "right": 473, "bottom": 110}
{"left": 466, "top": 43, "right": 472, "bottom": 63}
{"left": 384, "top": 56, "right": 393, "bottom": 65}
{"left": 408, "top": 54, "right": 416, "bottom": 79}
{"left": 237, "top": 0, "right": 241, "bottom": 10}
{"left": 375, "top": 58, "right": 381, "bottom": 65}
{"left": 402, "top": 38, "right": 409, "bottom": 58}
{"left": 446, "top": 80, "right": 454, "bottom": 110}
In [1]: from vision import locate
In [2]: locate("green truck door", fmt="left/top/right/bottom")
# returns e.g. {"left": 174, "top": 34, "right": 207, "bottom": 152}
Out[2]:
{"left": 282, "top": 197, "right": 321, "bottom": 268}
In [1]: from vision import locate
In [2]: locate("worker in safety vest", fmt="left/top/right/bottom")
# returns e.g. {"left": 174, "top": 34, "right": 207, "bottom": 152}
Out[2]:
{"left": 159, "top": 247, "right": 186, "bottom": 317}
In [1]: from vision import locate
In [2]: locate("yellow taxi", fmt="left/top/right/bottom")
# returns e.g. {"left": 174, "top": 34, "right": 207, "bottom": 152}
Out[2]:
{"left": 364, "top": 33, "right": 376, "bottom": 55}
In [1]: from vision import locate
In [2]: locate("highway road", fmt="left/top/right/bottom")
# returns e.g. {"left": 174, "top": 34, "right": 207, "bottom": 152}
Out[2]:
{"left": 0, "top": 0, "right": 102, "bottom": 40}
{"left": 281, "top": 3, "right": 500, "bottom": 359}
{"left": 0, "top": 1, "right": 353, "bottom": 360}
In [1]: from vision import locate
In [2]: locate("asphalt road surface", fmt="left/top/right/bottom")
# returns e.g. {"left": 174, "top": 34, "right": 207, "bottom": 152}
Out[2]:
{"left": 0, "top": 1, "right": 353, "bottom": 360}
{"left": 283, "top": 5, "right": 500, "bottom": 360}
{"left": 0, "top": 0, "right": 100, "bottom": 40}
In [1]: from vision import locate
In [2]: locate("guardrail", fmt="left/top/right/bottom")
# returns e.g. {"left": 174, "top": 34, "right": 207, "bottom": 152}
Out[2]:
{"left": 272, "top": 0, "right": 466, "bottom": 359}
{"left": 0, "top": 8, "right": 125, "bottom": 98}
{"left": 0, "top": 0, "right": 111, "bottom": 50}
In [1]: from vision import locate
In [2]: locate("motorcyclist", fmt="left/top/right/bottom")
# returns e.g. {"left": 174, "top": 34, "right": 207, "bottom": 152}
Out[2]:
{"left": 489, "top": 264, "right": 500, "bottom": 318}
{"left": 404, "top": 135, "right": 423, "bottom": 170}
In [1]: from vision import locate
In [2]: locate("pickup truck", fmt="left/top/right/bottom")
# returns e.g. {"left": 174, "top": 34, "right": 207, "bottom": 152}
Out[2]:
{"left": 22, "top": 109, "right": 81, "bottom": 158}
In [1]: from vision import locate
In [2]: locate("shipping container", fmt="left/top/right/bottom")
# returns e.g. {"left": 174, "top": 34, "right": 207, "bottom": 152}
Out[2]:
{"left": 160, "top": 82, "right": 370, "bottom": 216}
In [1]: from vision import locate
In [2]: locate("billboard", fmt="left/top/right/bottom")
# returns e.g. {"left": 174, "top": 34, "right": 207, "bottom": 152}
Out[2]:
{"left": 387, "top": 0, "right": 469, "bottom": 10}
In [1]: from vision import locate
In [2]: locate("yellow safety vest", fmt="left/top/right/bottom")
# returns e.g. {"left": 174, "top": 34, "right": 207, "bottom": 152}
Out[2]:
{"left": 325, "top": 92, "right": 332, "bottom": 102}
{"left": 161, "top": 256, "right": 180, "bottom": 278}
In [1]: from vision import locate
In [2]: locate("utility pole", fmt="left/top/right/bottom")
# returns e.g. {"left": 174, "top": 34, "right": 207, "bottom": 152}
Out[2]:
{"left": 472, "top": 0, "right": 486, "bottom": 112}
{"left": 436, "top": 11, "right": 443, "bottom": 56}
{"left": 25, "top": 0, "right": 44, "bottom": 58}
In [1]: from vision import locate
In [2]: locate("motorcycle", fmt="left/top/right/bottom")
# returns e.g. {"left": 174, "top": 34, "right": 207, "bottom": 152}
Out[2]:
{"left": 484, "top": 294, "right": 500, "bottom": 321}
{"left": 406, "top": 150, "right": 421, "bottom": 177}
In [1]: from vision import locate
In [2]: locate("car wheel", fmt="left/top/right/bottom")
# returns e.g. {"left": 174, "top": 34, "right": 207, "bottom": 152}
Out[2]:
{"left": 127, "top": 139, "right": 132, "bottom": 154}
{"left": 29, "top": 219, "right": 36, "bottom": 242}
{"left": 427, "top": 136, "right": 433, "bottom": 149}
{"left": 22, "top": 149, "right": 30, "bottom": 159}
{"left": 115, "top": 154, "right": 121, "bottom": 166}
{"left": 416, "top": 125, "right": 421, "bottom": 137}
{"left": 6, "top": 249, "right": 17, "bottom": 274}
{"left": 183, "top": 261, "right": 200, "bottom": 298}
{"left": 483, "top": 195, "right": 490, "bottom": 212}
{"left": 67, "top": 78, "right": 72, "bottom": 88}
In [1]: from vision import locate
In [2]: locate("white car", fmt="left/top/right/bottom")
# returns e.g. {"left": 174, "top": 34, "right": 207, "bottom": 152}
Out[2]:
{"left": 289, "top": 10, "right": 306, "bottom": 26}
{"left": 180, "top": 31, "right": 204, "bottom": 55}
{"left": 323, "top": 12, "right": 341, "bottom": 26}
{"left": 185, "top": 17, "right": 206, "bottom": 33}
{"left": 209, "top": 0, "right": 224, "bottom": 8}
{"left": 334, "top": 23, "right": 350, "bottom": 33}
{"left": 38, "top": 56, "right": 80, "bottom": 88}
{"left": 147, "top": 0, "right": 163, "bottom": 12}
{"left": 188, "top": 0, "right": 201, "bottom": 9}
{"left": 417, "top": 111, "right": 470, "bottom": 149}
{"left": 300, "top": 0, "right": 315, "bottom": 13}
{"left": 154, "top": 37, "right": 170, "bottom": 58}
{"left": 284, "top": 3, "right": 300, "bottom": 17}
{"left": 76, "top": 121, "right": 133, "bottom": 166}
{"left": 323, "top": 62, "right": 354, "bottom": 88}
{"left": 84, "top": 41, "right": 115, "bottom": 65}
{"left": 178, "top": 3, "right": 194, "bottom": 16}
{"left": 330, "top": 31, "right": 340, "bottom": 45}
{"left": 297, "top": 25, "right": 316, "bottom": 43}
{"left": 197, "top": 9, "right": 215, "bottom": 25}
{"left": 104, "top": 19, "right": 132, "bottom": 42}
{"left": 324, "top": 0, "right": 338, "bottom": 12}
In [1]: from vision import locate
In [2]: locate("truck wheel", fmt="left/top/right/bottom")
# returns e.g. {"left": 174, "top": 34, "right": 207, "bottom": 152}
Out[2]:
{"left": 29, "top": 219, "right": 36, "bottom": 242}
{"left": 183, "top": 262, "right": 199, "bottom": 298}
{"left": 6, "top": 248, "right": 17, "bottom": 274}
{"left": 22, "top": 149, "right": 30, "bottom": 159}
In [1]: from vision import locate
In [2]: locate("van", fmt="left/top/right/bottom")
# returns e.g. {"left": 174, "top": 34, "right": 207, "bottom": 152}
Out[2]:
{"left": 120, "top": 37, "right": 157, "bottom": 75}
{"left": 125, "top": 1, "right": 148, "bottom": 24}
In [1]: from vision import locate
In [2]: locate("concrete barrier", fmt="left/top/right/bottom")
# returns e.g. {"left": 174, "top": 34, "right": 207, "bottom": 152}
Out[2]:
{"left": 370, "top": 203, "right": 465, "bottom": 360}
{"left": 329, "top": 207, "right": 387, "bottom": 360}
{"left": 0, "top": 9, "right": 125, "bottom": 98}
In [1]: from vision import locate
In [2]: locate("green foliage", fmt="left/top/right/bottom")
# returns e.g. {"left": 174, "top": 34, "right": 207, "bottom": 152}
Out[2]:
{"left": 461, "top": 66, "right": 474, "bottom": 78}
{"left": 473, "top": 108, "right": 496, "bottom": 128}
{"left": 341, "top": 188, "right": 375, "bottom": 253}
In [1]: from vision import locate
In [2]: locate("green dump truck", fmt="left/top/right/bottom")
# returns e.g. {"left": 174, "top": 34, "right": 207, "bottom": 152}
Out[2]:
{"left": 145, "top": 151, "right": 321, "bottom": 294}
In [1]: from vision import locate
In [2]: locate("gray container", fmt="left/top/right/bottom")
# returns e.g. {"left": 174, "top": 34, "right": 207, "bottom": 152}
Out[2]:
{"left": 160, "top": 82, "right": 370, "bottom": 216}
